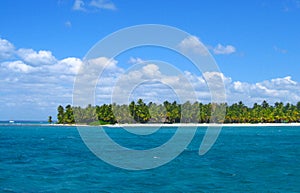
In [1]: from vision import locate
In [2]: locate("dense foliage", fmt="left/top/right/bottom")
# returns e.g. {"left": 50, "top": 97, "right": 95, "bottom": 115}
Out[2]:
{"left": 56, "top": 100, "right": 300, "bottom": 124}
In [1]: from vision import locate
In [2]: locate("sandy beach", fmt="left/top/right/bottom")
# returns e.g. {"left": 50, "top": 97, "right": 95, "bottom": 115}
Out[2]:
{"left": 107, "top": 123, "right": 300, "bottom": 127}
{"left": 50, "top": 122, "right": 300, "bottom": 127}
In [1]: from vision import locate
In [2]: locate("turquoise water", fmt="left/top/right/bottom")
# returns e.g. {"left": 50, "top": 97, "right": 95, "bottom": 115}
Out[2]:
{"left": 0, "top": 125, "right": 299, "bottom": 192}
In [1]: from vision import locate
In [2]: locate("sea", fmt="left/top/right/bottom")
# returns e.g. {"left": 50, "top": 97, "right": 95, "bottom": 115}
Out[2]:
{"left": 0, "top": 122, "right": 299, "bottom": 192}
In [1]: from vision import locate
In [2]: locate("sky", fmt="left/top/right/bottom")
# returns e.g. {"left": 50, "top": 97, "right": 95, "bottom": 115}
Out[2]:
{"left": 1, "top": 0, "right": 300, "bottom": 120}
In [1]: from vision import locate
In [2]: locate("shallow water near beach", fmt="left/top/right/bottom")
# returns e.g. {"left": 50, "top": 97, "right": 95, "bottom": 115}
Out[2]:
{"left": 0, "top": 125, "right": 299, "bottom": 192}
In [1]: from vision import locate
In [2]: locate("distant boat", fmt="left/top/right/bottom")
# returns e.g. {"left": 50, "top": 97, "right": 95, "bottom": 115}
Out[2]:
{"left": 9, "top": 120, "right": 14, "bottom": 123}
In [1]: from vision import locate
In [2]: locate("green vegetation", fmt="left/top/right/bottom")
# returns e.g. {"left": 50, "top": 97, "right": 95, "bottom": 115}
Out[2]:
{"left": 56, "top": 99, "right": 300, "bottom": 125}
{"left": 129, "top": 99, "right": 151, "bottom": 123}
{"left": 57, "top": 105, "right": 75, "bottom": 124}
{"left": 48, "top": 116, "right": 52, "bottom": 124}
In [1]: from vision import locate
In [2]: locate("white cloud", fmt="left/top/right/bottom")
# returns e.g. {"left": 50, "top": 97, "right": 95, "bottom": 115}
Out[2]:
{"left": 18, "top": 49, "right": 57, "bottom": 66}
{"left": 229, "top": 76, "right": 300, "bottom": 105}
{"left": 2, "top": 60, "right": 36, "bottom": 73}
{"left": 128, "top": 57, "right": 145, "bottom": 64}
{"left": 0, "top": 38, "right": 86, "bottom": 119}
{"left": 1, "top": 37, "right": 300, "bottom": 120}
{"left": 99, "top": 58, "right": 300, "bottom": 106}
{"left": 73, "top": 0, "right": 85, "bottom": 11}
{"left": 50, "top": 57, "right": 82, "bottom": 74}
{"left": 142, "top": 64, "right": 161, "bottom": 78}
{"left": 213, "top": 44, "right": 236, "bottom": 55}
{"left": 233, "top": 81, "right": 246, "bottom": 92}
{"left": 178, "top": 36, "right": 236, "bottom": 56}
{"left": 80, "top": 56, "right": 121, "bottom": 78}
{"left": 265, "top": 76, "right": 296, "bottom": 87}
{"left": 0, "top": 38, "right": 15, "bottom": 59}
{"left": 90, "top": 0, "right": 116, "bottom": 10}
{"left": 86, "top": 57, "right": 117, "bottom": 69}
{"left": 203, "top": 71, "right": 231, "bottom": 84}
{"left": 110, "top": 63, "right": 202, "bottom": 104}
{"left": 73, "top": 0, "right": 116, "bottom": 12}
{"left": 178, "top": 36, "right": 209, "bottom": 55}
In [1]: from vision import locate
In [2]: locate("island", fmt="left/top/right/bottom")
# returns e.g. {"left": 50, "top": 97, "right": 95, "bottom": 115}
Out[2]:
{"left": 54, "top": 99, "right": 300, "bottom": 125}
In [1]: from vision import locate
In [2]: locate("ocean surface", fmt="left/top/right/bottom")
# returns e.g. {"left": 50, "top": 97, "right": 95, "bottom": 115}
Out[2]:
{"left": 0, "top": 124, "right": 299, "bottom": 192}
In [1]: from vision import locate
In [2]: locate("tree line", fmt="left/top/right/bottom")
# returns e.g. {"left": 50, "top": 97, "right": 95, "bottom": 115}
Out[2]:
{"left": 56, "top": 99, "right": 300, "bottom": 124}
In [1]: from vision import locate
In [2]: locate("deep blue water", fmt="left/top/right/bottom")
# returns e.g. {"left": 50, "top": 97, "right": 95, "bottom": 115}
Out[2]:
{"left": 0, "top": 125, "right": 299, "bottom": 192}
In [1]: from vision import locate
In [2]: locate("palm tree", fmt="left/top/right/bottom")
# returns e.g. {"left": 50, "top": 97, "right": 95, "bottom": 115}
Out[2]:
{"left": 57, "top": 105, "right": 64, "bottom": 124}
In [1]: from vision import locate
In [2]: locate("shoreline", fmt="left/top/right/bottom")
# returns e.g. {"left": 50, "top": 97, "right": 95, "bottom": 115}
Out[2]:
{"left": 2, "top": 122, "right": 300, "bottom": 127}
{"left": 50, "top": 122, "right": 300, "bottom": 127}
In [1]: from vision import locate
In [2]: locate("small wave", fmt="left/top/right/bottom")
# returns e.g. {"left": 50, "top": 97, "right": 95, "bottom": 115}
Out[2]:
{"left": 1, "top": 188, "right": 17, "bottom": 193}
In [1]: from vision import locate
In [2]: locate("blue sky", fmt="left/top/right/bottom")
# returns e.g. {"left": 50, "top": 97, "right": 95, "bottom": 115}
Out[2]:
{"left": 1, "top": 0, "right": 300, "bottom": 120}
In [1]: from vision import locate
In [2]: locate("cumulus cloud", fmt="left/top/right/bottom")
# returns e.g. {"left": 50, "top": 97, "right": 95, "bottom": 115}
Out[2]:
{"left": 50, "top": 57, "right": 82, "bottom": 74}
{"left": 228, "top": 76, "right": 300, "bottom": 105}
{"left": 0, "top": 38, "right": 15, "bottom": 59}
{"left": 177, "top": 71, "right": 300, "bottom": 106}
{"left": 94, "top": 58, "right": 300, "bottom": 106}
{"left": 178, "top": 36, "right": 236, "bottom": 56}
{"left": 2, "top": 60, "right": 36, "bottom": 73}
{"left": 1, "top": 37, "right": 300, "bottom": 120}
{"left": 178, "top": 35, "right": 209, "bottom": 55}
{"left": 213, "top": 44, "right": 236, "bottom": 55}
{"left": 18, "top": 49, "right": 57, "bottom": 66}
{"left": 203, "top": 71, "right": 231, "bottom": 84}
{"left": 110, "top": 62, "right": 203, "bottom": 104}
{"left": 141, "top": 64, "right": 161, "bottom": 78}
{"left": 0, "top": 37, "right": 89, "bottom": 119}
{"left": 86, "top": 56, "right": 118, "bottom": 70}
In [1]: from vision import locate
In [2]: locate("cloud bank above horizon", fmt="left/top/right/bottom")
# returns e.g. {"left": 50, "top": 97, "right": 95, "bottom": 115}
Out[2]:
{"left": 1, "top": 36, "right": 300, "bottom": 120}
